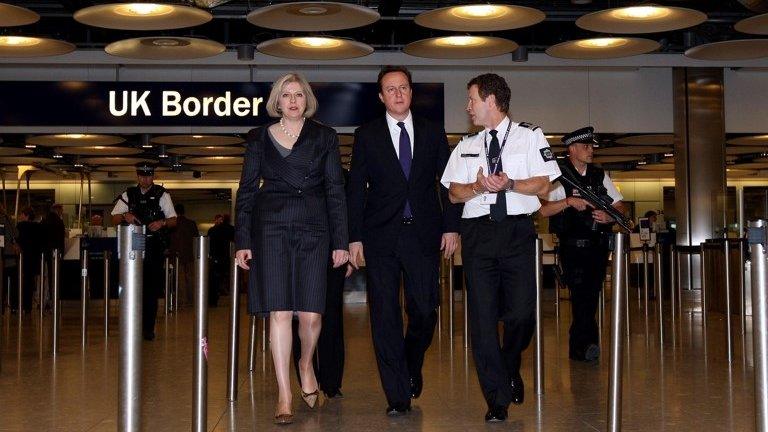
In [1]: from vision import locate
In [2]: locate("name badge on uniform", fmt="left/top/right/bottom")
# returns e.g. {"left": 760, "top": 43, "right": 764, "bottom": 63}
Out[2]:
{"left": 461, "top": 153, "right": 479, "bottom": 158}
{"left": 477, "top": 193, "right": 497, "bottom": 205}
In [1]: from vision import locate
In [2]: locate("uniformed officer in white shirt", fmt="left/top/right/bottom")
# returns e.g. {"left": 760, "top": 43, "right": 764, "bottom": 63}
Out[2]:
{"left": 440, "top": 73, "right": 560, "bottom": 423}
{"left": 539, "top": 127, "right": 624, "bottom": 362}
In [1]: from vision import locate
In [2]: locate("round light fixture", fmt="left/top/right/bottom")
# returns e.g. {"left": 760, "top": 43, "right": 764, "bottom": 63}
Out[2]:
{"left": 415, "top": 4, "right": 545, "bottom": 32}
{"left": 106, "top": 37, "right": 225, "bottom": 60}
{"left": 736, "top": 13, "right": 768, "bottom": 35}
{"left": 405, "top": 36, "right": 517, "bottom": 59}
{"left": 257, "top": 37, "right": 372, "bottom": 60}
{"left": 247, "top": 2, "right": 379, "bottom": 31}
{"left": 74, "top": 3, "right": 212, "bottom": 30}
{"left": 0, "top": 3, "right": 40, "bottom": 26}
{"left": 0, "top": 37, "right": 75, "bottom": 58}
{"left": 0, "top": 36, "right": 40, "bottom": 47}
{"left": 685, "top": 39, "right": 768, "bottom": 60}
{"left": 27, "top": 134, "right": 126, "bottom": 147}
{"left": 546, "top": 37, "right": 659, "bottom": 59}
{"left": 151, "top": 135, "right": 244, "bottom": 146}
{"left": 576, "top": 6, "right": 706, "bottom": 34}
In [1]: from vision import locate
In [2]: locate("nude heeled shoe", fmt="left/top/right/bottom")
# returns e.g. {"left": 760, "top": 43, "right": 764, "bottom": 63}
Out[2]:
{"left": 300, "top": 388, "right": 320, "bottom": 409}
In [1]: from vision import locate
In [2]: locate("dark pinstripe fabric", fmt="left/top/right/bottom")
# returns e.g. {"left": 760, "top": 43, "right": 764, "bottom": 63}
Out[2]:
{"left": 235, "top": 119, "right": 348, "bottom": 315}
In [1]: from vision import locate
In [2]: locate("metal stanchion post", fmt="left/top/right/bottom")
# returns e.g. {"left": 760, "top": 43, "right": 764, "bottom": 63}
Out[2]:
{"left": 81, "top": 249, "right": 89, "bottom": 348}
{"left": 118, "top": 225, "right": 144, "bottom": 432}
{"left": 39, "top": 252, "right": 45, "bottom": 324}
{"left": 248, "top": 315, "right": 257, "bottom": 372}
{"left": 192, "top": 236, "right": 210, "bottom": 432}
{"left": 52, "top": 249, "right": 60, "bottom": 354}
{"left": 17, "top": 251, "right": 23, "bottom": 320}
{"left": 534, "top": 238, "right": 544, "bottom": 396}
{"left": 448, "top": 255, "right": 454, "bottom": 343}
{"left": 655, "top": 244, "right": 664, "bottom": 345}
{"left": 164, "top": 256, "right": 170, "bottom": 315}
{"left": 607, "top": 233, "right": 627, "bottom": 432}
{"left": 642, "top": 243, "right": 649, "bottom": 319}
{"left": 700, "top": 244, "right": 707, "bottom": 326}
{"left": 748, "top": 220, "right": 768, "bottom": 432}
{"left": 724, "top": 238, "right": 733, "bottom": 363}
{"left": 554, "top": 247, "right": 561, "bottom": 318}
{"left": 624, "top": 251, "right": 630, "bottom": 337}
{"left": 740, "top": 241, "right": 747, "bottom": 335}
{"left": 174, "top": 255, "right": 180, "bottom": 312}
{"left": 104, "top": 250, "right": 110, "bottom": 338}
{"left": 226, "top": 250, "right": 240, "bottom": 402}
{"left": 670, "top": 246, "right": 677, "bottom": 345}
{"left": 463, "top": 278, "right": 469, "bottom": 349}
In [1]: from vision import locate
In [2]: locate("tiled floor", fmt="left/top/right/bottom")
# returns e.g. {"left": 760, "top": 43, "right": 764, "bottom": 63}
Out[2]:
{"left": 0, "top": 286, "right": 757, "bottom": 431}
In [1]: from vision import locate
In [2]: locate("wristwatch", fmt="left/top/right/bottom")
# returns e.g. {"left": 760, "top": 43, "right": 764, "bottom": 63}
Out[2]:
{"left": 506, "top": 179, "right": 515, "bottom": 192}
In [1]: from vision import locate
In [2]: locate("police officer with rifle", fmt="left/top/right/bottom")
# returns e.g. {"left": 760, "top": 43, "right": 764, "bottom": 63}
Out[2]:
{"left": 539, "top": 127, "right": 626, "bottom": 362}
{"left": 111, "top": 163, "right": 177, "bottom": 341}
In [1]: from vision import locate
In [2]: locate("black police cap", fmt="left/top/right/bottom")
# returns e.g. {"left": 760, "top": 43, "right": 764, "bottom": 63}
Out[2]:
{"left": 562, "top": 126, "right": 597, "bottom": 146}
{"left": 135, "top": 162, "right": 156, "bottom": 176}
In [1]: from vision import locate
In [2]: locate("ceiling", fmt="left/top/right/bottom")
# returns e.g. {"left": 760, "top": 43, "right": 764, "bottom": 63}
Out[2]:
{"left": 4, "top": 1, "right": 761, "bottom": 55}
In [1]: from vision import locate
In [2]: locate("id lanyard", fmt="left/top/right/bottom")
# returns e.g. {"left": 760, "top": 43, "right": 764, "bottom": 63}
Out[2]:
{"left": 483, "top": 120, "right": 513, "bottom": 176}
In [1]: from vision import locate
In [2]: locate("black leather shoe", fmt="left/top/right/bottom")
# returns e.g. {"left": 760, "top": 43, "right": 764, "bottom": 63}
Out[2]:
{"left": 484, "top": 405, "right": 508, "bottom": 422}
{"left": 510, "top": 376, "right": 524, "bottom": 405}
{"left": 584, "top": 344, "right": 600, "bottom": 362}
{"left": 386, "top": 403, "right": 411, "bottom": 417}
{"left": 324, "top": 389, "right": 344, "bottom": 399}
{"left": 410, "top": 374, "right": 423, "bottom": 399}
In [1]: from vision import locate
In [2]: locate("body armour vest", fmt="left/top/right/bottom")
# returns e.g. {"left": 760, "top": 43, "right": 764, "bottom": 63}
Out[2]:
{"left": 125, "top": 184, "right": 166, "bottom": 227}
{"left": 550, "top": 160, "right": 612, "bottom": 239}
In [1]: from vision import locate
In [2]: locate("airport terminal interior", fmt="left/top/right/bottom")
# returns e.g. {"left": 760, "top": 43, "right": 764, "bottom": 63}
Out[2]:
{"left": 2, "top": 0, "right": 768, "bottom": 430}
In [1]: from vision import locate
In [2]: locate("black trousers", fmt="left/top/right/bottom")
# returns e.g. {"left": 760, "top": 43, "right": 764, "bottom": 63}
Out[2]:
{"left": 292, "top": 264, "right": 346, "bottom": 393}
{"left": 559, "top": 242, "right": 609, "bottom": 354}
{"left": 209, "top": 257, "right": 228, "bottom": 307}
{"left": 142, "top": 236, "right": 165, "bottom": 337}
{"left": 462, "top": 216, "right": 536, "bottom": 408}
{"left": 366, "top": 224, "right": 439, "bottom": 407}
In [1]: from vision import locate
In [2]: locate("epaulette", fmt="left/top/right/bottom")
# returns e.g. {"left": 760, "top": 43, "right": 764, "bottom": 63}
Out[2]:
{"left": 465, "top": 131, "right": 480, "bottom": 138}
{"left": 518, "top": 122, "right": 541, "bottom": 131}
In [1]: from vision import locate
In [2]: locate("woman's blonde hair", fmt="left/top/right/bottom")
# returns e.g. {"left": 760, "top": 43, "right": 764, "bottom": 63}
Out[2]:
{"left": 266, "top": 72, "right": 318, "bottom": 118}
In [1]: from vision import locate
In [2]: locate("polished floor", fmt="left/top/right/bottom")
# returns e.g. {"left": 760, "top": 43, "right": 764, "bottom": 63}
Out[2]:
{"left": 0, "top": 282, "right": 758, "bottom": 431}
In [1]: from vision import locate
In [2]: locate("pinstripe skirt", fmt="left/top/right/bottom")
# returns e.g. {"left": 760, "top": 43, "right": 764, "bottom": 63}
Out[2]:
{"left": 248, "top": 222, "right": 330, "bottom": 315}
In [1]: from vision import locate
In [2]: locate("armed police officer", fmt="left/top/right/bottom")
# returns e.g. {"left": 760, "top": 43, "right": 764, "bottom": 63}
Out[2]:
{"left": 539, "top": 127, "right": 624, "bottom": 362}
{"left": 111, "top": 163, "right": 177, "bottom": 341}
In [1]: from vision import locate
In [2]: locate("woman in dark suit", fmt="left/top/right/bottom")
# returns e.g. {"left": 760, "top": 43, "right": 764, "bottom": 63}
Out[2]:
{"left": 235, "top": 72, "right": 349, "bottom": 425}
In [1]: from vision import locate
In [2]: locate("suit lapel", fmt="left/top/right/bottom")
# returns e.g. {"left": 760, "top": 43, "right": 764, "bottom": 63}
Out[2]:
{"left": 263, "top": 120, "right": 316, "bottom": 189}
{"left": 378, "top": 116, "right": 411, "bottom": 183}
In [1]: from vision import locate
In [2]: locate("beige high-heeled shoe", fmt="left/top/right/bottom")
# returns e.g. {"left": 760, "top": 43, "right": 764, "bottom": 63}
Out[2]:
{"left": 274, "top": 403, "right": 293, "bottom": 425}
{"left": 300, "top": 388, "right": 320, "bottom": 409}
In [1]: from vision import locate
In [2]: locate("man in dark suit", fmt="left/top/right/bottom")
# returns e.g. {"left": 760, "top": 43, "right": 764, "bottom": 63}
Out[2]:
{"left": 347, "top": 65, "right": 461, "bottom": 416}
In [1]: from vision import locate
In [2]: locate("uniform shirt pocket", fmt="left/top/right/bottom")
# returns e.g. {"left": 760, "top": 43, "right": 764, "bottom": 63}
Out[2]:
{"left": 505, "top": 153, "right": 528, "bottom": 179}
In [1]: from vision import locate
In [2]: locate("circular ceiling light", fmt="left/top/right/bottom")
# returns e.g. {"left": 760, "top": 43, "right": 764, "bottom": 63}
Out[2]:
{"left": 685, "top": 39, "right": 768, "bottom": 60}
{"left": 0, "top": 148, "right": 33, "bottom": 157}
{"left": 74, "top": 3, "right": 212, "bottom": 30}
{"left": 727, "top": 134, "right": 768, "bottom": 146}
{"left": 0, "top": 3, "right": 40, "bottom": 26}
{"left": 81, "top": 156, "right": 155, "bottom": 165}
{"left": 184, "top": 156, "right": 244, "bottom": 165}
{"left": 56, "top": 146, "right": 142, "bottom": 156}
{"left": 595, "top": 145, "right": 670, "bottom": 155}
{"left": 637, "top": 163, "right": 674, "bottom": 171}
{"left": 27, "top": 134, "right": 126, "bottom": 147}
{"left": 405, "top": 36, "right": 517, "bottom": 59}
{"left": 0, "top": 156, "right": 52, "bottom": 165}
{"left": 592, "top": 156, "right": 643, "bottom": 163}
{"left": 169, "top": 146, "right": 245, "bottom": 156}
{"left": 106, "top": 37, "right": 225, "bottom": 60}
{"left": 97, "top": 164, "right": 170, "bottom": 172}
{"left": 546, "top": 37, "right": 659, "bottom": 59}
{"left": 576, "top": 6, "right": 706, "bottom": 34}
{"left": 736, "top": 13, "right": 768, "bottom": 35}
{"left": 727, "top": 146, "right": 768, "bottom": 155}
{"left": 151, "top": 135, "right": 243, "bottom": 146}
{"left": 247, "top": 2, "right": 379, "bottom": 31}
{"left": 615, "top": 134, "right": 674, "bottom": 145}
{"left": 415, "top": 4, "right": 545, "bottom": 31}
{"left": 731, "top": 162, "right": 768, "bottom": 169}
{"left": 0, "top": 36, "right": 75, "bottom": 58}
{"left": 257, "top": 37, "right": 372, "bottom": 60}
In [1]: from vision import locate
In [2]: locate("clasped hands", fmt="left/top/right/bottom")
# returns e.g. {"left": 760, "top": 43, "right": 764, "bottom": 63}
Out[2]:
{"left": 473, "top": 167, "right": 511, "bottom": 194}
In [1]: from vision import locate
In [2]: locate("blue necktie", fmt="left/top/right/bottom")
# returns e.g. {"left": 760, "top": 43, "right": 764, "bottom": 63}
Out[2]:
{"left": 397, "top": 121, "right": 413, "bottom": 218}
{"left": 488, "top": 129, "right": 507, "bottom": 221}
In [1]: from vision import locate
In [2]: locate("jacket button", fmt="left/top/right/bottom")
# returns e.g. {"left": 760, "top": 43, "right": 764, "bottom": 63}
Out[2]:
{"left": 304, "top": 175, "right": 309, "bottom": 179}
{"left": 297, "top": 189, "right": 303, "bottom": 194}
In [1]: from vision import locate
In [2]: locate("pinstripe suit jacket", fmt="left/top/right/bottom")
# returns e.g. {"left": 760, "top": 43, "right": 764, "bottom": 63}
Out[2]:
{"left": 347, "top": 115, "right": 461, "bottom": 256}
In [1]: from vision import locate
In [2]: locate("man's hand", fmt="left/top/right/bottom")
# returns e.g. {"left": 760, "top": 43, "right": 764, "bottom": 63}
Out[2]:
{"left": 348, "top": 242, "right": 364, "bottom": 270}
{"left": 235, "top": 249, "right": 252, "bottom": 270}
{"left": 474, "top": 167, "right": 489, "bottom": 194}
{"left": 485, "top": 172, "right": 511, "bottom": 193}
{"left": 148, "top": 220, "right": 164, "bottom": 232}
{"left": 331, "top": 249, "right": 350, "bottom": 268}
{"left": 592, "top": 210, "right": 614, "bottom": 224}
{"left": 440, "top": 232, "right": 459, "bottom": 259}
{"left": 123, "top": 212, "right": 137, "bottom": 224}
{"left": 566, "top": 197, "right": 593, "bottom": 212}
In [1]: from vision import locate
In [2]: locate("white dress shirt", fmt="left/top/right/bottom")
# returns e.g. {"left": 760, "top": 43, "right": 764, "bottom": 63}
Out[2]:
{"left": 385, "top": 111, "right": 414, "bottom": 158}
{"left": 441, "top": 116, "right": 561, "bottom": 218}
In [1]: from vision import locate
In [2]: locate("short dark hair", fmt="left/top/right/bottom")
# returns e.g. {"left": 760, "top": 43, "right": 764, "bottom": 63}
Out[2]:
{"left": 467, "top": 73, "right": 511, "bottom": 113}
{"left": 174, "top": 203, "right": 185, "bottom": 215}
{"left": 377, "top": 65, "right": 412, "bottom": 93}
{"left": 644, "top": 210, "right": 657, "bottom": 218}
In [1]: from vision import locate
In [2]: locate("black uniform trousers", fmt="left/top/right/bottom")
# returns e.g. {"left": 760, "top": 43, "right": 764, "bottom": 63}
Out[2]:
{"left": 366, "top": 223, "right": 439, "bottom": 407}
{"left": 559, "top": 240, "right": 609, "bottom": 355}
{"left": 208, "top": 256, "right": 228, "bottom": 307}
{"left": 462, "top": 215, "right": 536, "bottom": 409}
{"left": 142, "top": 234, "right": 165, "bottom": 338}
{"left": 292, "top": 264, "right": 346, "bottom": 394}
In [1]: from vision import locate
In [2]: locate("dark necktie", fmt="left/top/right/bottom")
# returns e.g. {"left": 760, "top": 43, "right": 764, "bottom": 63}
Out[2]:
{"left": 488, "top": 129, "right": 508, "bottom": 221}
{"left": 397, "top": 121, "right": 413, "bottom": 218}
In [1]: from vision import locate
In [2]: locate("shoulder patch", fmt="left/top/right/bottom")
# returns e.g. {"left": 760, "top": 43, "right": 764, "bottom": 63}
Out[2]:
{"left": 539, "top": 147, "right": 556, "bottom": 162}
{"left": 518, "top": 122, "right": 541, "bottom": 131}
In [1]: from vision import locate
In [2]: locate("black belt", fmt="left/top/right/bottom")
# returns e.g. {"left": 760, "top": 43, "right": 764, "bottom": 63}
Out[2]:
{"left": 466, "top": 213, "right": 531, "bottom": 222}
